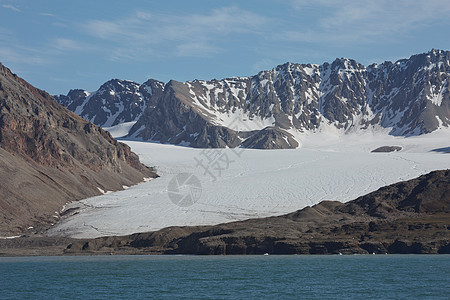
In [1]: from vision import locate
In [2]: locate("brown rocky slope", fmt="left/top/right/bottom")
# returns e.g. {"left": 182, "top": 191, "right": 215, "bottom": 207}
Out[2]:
{"left": 0, "top": 63, "right": 157, "bottom": 236}
{"left": 1, "top": 169, "right": 448, "bottom": 255}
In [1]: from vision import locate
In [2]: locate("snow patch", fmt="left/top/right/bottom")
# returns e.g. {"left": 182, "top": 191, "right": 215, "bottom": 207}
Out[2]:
{"left": 435, "top": 115, "right": 443, "bottom": 127}
{"left": 0, "top": 236, "right": 21, "bottom": 239}
{"left": 302, "top": 66, "right": 315, "bottom": 76}
{"left": 97, "top": 187, "right": 112, "bottom": 195}
{"left": 102, "top": 121, "right": 137, "bottom": 138}
{"left": 427, "top": 79, "right": 447, "bottom": 106}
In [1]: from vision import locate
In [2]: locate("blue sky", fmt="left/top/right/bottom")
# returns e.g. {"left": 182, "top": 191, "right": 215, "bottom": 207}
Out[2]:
{"left": 1, "top": 0, "right": 449, "bottom": 95}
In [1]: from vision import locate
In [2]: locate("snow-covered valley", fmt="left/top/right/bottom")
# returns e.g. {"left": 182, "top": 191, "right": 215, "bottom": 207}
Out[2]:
{"left": 47, "top": 128, "right": 450, "bottom": 239}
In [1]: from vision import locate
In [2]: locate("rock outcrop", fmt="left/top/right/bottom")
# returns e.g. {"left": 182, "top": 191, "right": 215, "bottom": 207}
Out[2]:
{"left": 0, "top": 63, "right": 157, "bottom": 236}
{"left": 241, "top": 127, "right": 299, "bottom": 149}
{"left": 371, "top": 146, "right": 402, "bottom": 152}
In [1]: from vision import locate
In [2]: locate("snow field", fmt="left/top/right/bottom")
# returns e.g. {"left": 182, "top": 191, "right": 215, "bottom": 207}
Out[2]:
{"left": 47, "top": 129, "right": 450, "bottom": 238}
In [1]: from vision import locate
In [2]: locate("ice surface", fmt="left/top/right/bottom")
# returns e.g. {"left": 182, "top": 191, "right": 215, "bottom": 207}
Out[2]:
{"left": 102, "top": 121, "right": 137, "bottom": 138}
{"left": 47, "top": 129, "right": 450, "bottom": 239}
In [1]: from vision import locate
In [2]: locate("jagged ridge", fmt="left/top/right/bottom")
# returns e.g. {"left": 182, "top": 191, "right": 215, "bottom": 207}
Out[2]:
{"left": 56, "top": 49, "right": 450, "bottom": 149}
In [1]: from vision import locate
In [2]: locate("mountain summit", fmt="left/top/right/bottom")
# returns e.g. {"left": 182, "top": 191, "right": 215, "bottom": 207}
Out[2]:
{"left": 56, "top": 50, "right": 450, "bottom": 149}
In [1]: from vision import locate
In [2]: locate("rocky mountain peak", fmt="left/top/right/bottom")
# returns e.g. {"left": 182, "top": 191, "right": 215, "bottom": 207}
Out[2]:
{"left": 57, "top": 49, "right": 450, "bottom": 149}
{"left": 55, "top": 77, "right": 166, "bottom": 128}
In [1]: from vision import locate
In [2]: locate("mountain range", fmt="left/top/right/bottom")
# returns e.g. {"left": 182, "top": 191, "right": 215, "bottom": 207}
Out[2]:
{"left": 56, "top": 49, "right": 450, "bottom": 149}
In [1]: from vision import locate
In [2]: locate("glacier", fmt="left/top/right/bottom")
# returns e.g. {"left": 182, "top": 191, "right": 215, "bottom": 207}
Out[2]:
{"left": 47, "top": 128, "right": 450, "bottom": 239}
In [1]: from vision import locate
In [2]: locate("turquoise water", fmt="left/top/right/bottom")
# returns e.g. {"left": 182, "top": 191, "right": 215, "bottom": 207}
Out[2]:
{"left": 0, "top": 255, "right": 449, "bottom": 299}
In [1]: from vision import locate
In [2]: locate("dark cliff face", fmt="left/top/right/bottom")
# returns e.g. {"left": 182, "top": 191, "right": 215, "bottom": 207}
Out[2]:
{"left": 0, "top": 63, "right": 157, "bottom": 236}
{"left": 127, "top": 80, "right": 243, "bottom": 148}
{"left": 58, "top": 50, "right": 450, "bottom": 149}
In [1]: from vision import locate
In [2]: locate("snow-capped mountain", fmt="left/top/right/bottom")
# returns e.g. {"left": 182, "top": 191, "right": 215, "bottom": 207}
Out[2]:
{"left": 56, "top": 49, "right": 450, "bottom": 148}
{"left": 55, "top": 78, "right": 165, "bottom": 127}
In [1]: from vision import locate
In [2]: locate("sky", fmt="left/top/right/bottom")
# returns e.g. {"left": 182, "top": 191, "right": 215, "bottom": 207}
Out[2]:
{"left": 1, "top": 0, "right": 449, "bottom": 95}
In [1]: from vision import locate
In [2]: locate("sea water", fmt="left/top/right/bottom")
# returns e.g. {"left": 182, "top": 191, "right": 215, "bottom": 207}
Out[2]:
{"left": 0, "top": 255, "right": 449, "bottom": 299}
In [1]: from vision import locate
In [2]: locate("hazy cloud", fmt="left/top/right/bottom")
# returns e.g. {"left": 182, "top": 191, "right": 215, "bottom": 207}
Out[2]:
{"left": 0, "top": 46, "right": 48, "bottom": 65}
{"left": 2, "top": 4, "right": 20, "bottom": 12}
{"left": 83, "top": 6, "right": 269, "bottom": 60}
{"left": 0, "top": 27, "right": 49, "bottom": 66}
{"left": 0, "top": 36, "right": 87, "bottom": 68}
{"left": 40, "top": 12, "right": 57, "bottom": 17}
{"left": 52, "top": 38, "right": 86, "bottom": 51}
{"left": 176, "top": 42, "right": 220, "bottom": 58}
{"left": 283, "top": 0, "right": 450, "bottom": 43}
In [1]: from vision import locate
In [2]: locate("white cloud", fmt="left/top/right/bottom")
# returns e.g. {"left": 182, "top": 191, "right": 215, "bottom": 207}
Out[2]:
{"left": 0, "top": 47, "right": 48, "bottom": 65}
{"left": 109, "top": 47, "right": 150, "bottom": 62}
{"left": 176, "top": 43, "right": 220, "bottom": 58}
{"left": 40, "top": 12, "right": 57, "bottom": 17}
{"left": 85, "top": 20, "right": 124, "bottom": 40}
{"left": 283, "top": 0, "right": 450, "bottom": 43}
{"left": 82, "top": 6, "right": 269, "bottom": 60}
{"left": 0, "top": 27, "right": 50, "bottom": 66}
{"left": 2, "top": 4, "right": 20, "bottom": 12}
{"left": 52, "top": 38, "right": 85, "bottom": 51}
{"left": 0, "top": 36, "right": 89, "bottom": 68}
